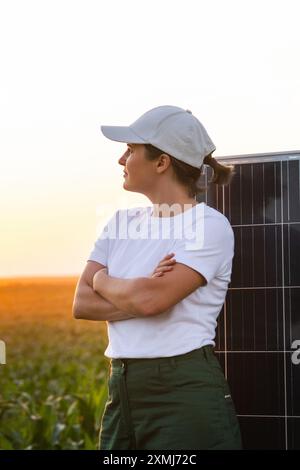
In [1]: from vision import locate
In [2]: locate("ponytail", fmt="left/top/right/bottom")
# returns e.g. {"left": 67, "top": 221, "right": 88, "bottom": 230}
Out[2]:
{"left": 203, "top": 153, "right": 235, "bottom": 186}
{"left": 144, "top": 143, "right": 235, "bottom": 198}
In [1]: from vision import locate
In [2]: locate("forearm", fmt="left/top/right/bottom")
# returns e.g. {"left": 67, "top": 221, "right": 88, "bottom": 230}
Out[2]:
{"left": 93, "top": 272, "right": 152, "bottom": 317}
{"left": 73, "top": 284, "right": 136, "bottom": 322}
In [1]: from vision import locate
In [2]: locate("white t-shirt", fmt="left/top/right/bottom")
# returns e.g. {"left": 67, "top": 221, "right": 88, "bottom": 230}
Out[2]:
{"left": 87, "top": 202, "right": 234, "bottom": 358}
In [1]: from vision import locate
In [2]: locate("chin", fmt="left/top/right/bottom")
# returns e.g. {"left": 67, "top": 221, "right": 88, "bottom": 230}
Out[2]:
{"left": 123, "top": 183, "right": 140, "bottom": 195}
{"left": 123, "top": 181, "right": 131, "bottom": 191}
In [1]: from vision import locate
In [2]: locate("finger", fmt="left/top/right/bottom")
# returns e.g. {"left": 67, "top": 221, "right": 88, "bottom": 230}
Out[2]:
{"left": 158, "top": 258, "right": 176, "bottom": 268}
{"left": 152, "top": 271, "right": 163, "bottom": 277}
{"left": 164, "top": 252, "right": 175, "bottom": 258}
{"left": 153, "top": 266, "right": 174, "bottom": 274}
{"left": 152, "top": 265, "right": 175, "bottom": 277}
{"left": 160, "top": 253, "right": 175, "bottom": 261}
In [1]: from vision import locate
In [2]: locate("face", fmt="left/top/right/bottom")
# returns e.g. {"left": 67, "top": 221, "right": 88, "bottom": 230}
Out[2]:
{"left": 118, "top": 143, "right": 155, "bottom": 194}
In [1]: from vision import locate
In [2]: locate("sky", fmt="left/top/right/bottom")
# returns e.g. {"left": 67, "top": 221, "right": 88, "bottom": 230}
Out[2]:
{"left": 0, "top": 0, "right": 299, "bottom": 277}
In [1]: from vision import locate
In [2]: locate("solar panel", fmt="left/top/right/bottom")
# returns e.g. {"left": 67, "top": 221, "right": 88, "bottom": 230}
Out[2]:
{"left": 197, "top": 150, "right": 300, "bottom": 450}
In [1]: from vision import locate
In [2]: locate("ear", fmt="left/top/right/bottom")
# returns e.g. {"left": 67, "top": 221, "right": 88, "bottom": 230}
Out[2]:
{"left": 156, "top": 153, "right": 172, "bottom": 173}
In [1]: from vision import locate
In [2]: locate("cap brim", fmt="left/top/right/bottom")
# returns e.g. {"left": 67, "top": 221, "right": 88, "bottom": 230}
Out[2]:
{"left": 100, "top": 125, "right": 146, "bottom": 144}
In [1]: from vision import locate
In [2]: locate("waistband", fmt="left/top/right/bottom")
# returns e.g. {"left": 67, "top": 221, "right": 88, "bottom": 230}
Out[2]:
{"left": 110, "top": 345, "right": 215, "bottom": 370}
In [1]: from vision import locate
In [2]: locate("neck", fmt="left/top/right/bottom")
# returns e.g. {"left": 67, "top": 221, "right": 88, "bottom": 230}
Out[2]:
{"left": 143, "top": 179, "right": 198, "bottom": 217}
{"left": 150, "top": 198, "right": 198, "bottom": 217}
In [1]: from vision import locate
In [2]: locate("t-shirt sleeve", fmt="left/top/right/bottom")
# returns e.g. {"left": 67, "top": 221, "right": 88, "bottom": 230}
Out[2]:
{"left": 87, "top": 210, "right": 118, "bottom": 266}
{"left": 172, "top": 216, "right": 234, "bottom": 285}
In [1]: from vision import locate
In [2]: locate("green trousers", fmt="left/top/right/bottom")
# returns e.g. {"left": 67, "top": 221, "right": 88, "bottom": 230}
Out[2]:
{"left": 98, "top": 345, "right": 243, "bottom": 450}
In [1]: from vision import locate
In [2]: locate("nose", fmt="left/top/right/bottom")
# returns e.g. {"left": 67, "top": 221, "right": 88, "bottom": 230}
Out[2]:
{"left": 118, "top": 148, "right": 130, "bottom": 166}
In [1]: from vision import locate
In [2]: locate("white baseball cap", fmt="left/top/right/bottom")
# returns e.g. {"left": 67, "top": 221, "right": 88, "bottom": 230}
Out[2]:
{"left": 100, "top": 105, "right": 216, "bottom": 169}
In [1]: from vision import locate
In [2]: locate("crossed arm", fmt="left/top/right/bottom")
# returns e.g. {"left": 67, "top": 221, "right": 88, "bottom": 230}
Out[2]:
{"left": 73, "top": 259, "right": 206, "bottom": 322}
{"left": 72, "top": 261, "right": 136, "bottom": 322}
{"left": 92, "top": 262, "right": 206, "bottom": 318}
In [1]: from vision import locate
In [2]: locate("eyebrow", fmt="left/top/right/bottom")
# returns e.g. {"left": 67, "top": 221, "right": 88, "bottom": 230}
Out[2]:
{"left": 127, "top": 143, "right": 134, "bottom": 148}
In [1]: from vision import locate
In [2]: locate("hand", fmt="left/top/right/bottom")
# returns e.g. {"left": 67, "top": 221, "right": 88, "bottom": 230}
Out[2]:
{"left": 93, "top": 267, "right": 108, "bottom": 292}
{"left": 150, "top": 252, "right": 176, "bottom": 278}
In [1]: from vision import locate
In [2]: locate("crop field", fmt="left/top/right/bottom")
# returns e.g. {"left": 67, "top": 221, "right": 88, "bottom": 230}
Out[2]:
{"left": 0, "top": 277, "right": 109, "bottom": 450}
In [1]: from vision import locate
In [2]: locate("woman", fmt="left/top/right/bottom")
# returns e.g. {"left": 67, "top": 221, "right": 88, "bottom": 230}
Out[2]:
{"left": 73, "top": 105, "right": 243, "bottom": 450}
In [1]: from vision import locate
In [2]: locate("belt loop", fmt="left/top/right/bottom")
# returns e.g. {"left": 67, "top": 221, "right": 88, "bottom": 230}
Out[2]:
{"left": 202, "top": 345, "right": 209, "bottom": 362}
{"left": 121, "top": 359, "right": 127, "bottom": 374}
